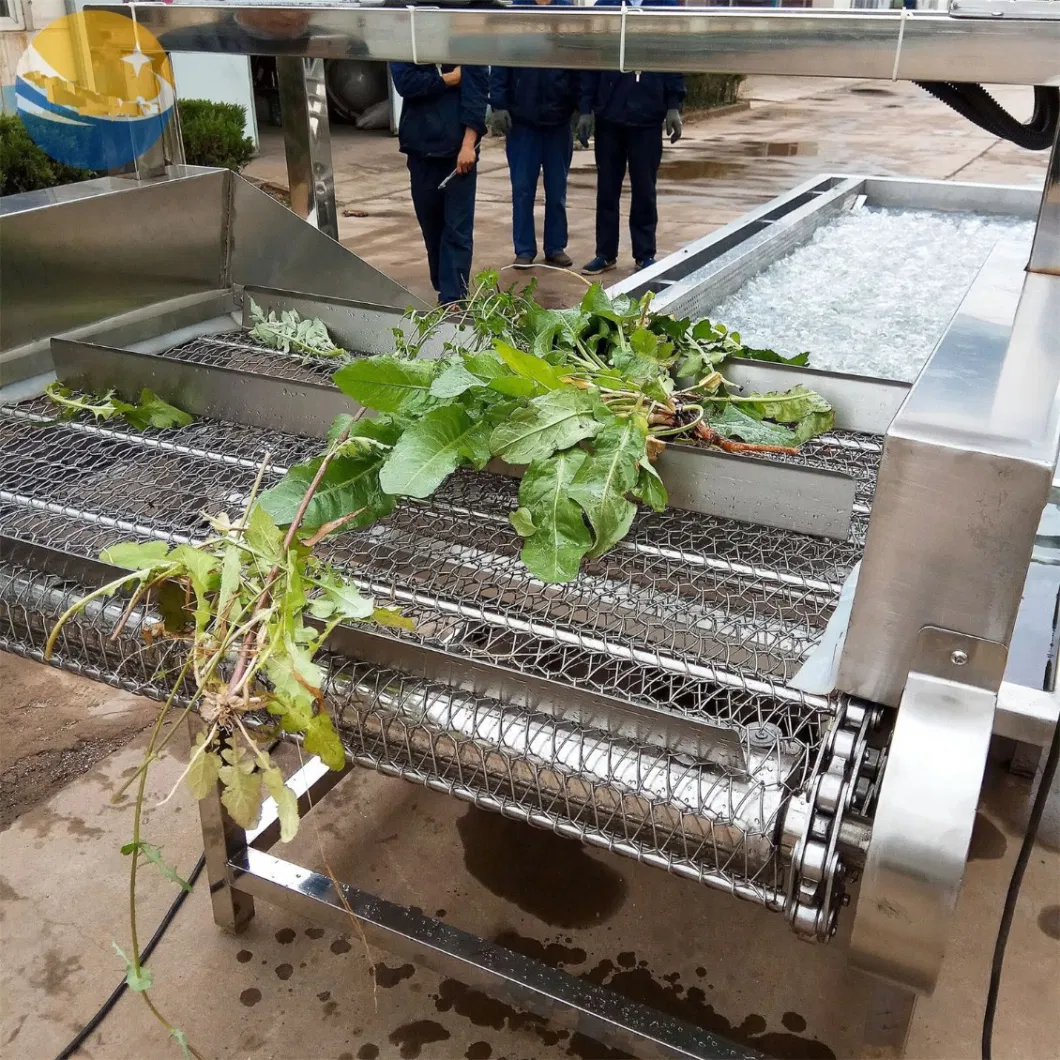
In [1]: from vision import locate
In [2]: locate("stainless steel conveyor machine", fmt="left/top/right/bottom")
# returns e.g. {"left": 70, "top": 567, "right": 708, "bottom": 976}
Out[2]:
{"left": 1, "top": 4, "right": 1058, "bottom": 1057}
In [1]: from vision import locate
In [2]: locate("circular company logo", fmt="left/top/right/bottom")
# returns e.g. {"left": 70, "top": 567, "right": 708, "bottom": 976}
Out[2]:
{"left": 16, "top": 11, "right": 175, "bottom": 172}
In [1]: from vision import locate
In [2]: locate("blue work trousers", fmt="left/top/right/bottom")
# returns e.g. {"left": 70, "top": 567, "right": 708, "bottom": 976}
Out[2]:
{"left": 594, "top": 118, "right": 664, "bottom": 263}
{"left": 406, "top": 152, "right": 477, "bottom": 305}
{"left": 506, "top": 120, "right": 573, "bottom": 259}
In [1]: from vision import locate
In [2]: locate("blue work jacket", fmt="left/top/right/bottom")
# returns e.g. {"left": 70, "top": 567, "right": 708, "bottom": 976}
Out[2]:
{"left": 578, "top": 0, "right": 686, "bottom": 127}
{"left": 489, "top": 0, "right": 578, "bottom": 127}
{"left": 390, "top": 63, "right": 489, "bottom": 158}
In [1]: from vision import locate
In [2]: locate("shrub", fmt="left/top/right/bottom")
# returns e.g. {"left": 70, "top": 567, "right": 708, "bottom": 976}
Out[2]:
{"left": 0, "top": 113, "right": 96, "bottom": 196}
{"left": 684, "top": 73, "right": 746, "bottom": 113}
{"left": 178, "top": 99, "right": 256, "bottom": 171}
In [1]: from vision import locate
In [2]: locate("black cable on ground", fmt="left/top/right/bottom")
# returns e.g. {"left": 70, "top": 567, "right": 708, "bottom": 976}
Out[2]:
{"left": 981, "top": 714, "right": 1060, "bottom": 1060}
{"left": 55, "top": 852, "right": 207, "bottom": 1060}
{"left": 916, "top": 83, "right": 1059, "bottom": 152}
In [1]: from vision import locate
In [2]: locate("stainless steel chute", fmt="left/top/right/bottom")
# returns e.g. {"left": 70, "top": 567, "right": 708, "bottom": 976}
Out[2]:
{"left": 2, "top": 5, "right": 1059, "bottom": 1056}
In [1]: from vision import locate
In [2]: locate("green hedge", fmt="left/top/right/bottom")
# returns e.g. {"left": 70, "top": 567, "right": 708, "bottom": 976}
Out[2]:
{"left": 0, "top": 99, "right": 255, "bottom": 197}
{"left": 178, "top": 99, "right": 256, "bottom": 171}
{"left": 0, "top": 114, "right": 96, "bottom": 197}
{"left": 684, "top": 73, "right": 745, "bottom": 113}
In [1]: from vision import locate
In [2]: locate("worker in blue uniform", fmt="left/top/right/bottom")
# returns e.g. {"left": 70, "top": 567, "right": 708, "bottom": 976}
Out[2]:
{"left": 390, "top": 62, "right": 489, "bottom": 305}
{"left": 577, "top": 0, "right": 685, "bottom": 275}
{"left": 490, "top": 0, "right": 579, "bottom": 269}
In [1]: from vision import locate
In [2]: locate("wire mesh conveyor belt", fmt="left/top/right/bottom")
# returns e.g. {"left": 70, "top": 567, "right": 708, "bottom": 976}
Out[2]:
{"left": 0, "top": 386, "right": 881, "bottom": 929}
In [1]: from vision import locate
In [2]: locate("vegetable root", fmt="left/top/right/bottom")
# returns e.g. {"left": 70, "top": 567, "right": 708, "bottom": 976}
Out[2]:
{"left": 695, "top": 422, "right": 799, "bottom": 456}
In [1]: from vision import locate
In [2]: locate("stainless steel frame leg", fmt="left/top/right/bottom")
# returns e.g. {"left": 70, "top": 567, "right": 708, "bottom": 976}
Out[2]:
{"left": 276, "top": 56, "right": 339, "bottom": 240}
{"left": 862, "top": 979, "right": 917, "bottom": 1058}
{"left": 191, "top": 719, "right": 255, "bottom": 933}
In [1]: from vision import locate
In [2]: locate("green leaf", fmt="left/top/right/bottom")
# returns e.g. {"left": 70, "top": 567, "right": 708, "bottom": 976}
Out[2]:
{"left": 792, "top": 408, "right": 835, "bottom": 444}
{"left": 266, "top": 638, "right": 323, "bottom": 714}
{"left": 333, "top": 356, "right": 438, "bottom": 415}
{"left": 123, "top": 841, "right": 192, "bottom": 892}
{"left": 169, "top": 544, "right": 219, "bottom": 596}
{"left": 581, "top": 283, "right": 625, "bottom": 324}
{"left": 629, "top": 328, "right": 659, "bottom": 359}
{"left": 708, "top": 404, "right": 797, "bottom": 446}
{"left": 509, "top": 506, "right": 537, "bottom": 538}
{"left": 568, "top": 417, "right": 646, "bottom": 558}
{"left": 327, "top": 413, "right": 358, "bottom": 443}
{"left": 430, "top": 362, "right": 486, "bottom": 399}
{"left": 488, "top": 375, "right": 545, "bottom": 400}
{"left": 371, "top": 606, "right": 416, "bottom": 631}
{"left": 112, "top": 941, "right": 153, "bottom": 992}
{"left": 304, "top": 711, "right": 346, "bottom": 771}
{"left": 259, "top": 451, "right": 393, "bottom": 532}
{"left": 489, "top": 388, "right": 605, "bottom": 466}
{"left": 517, "top": 450, "right": 593, "bottom": 583}
{"left": 170, "top": 1028, "right": 193, "bottom": 1060}
{"left": 217, "top": 545, "right": 242, "bottom": 621}
{"left": 736, "top": 385, "right": 832, "bottom": 424}
{"left": 734, "top": 347, "right": 810, "bottom": 367}
{"left": 263, "top": 766, "right": 300, "bottom": 843}
{"left": 493, "top": 341, "right": 565, "bottom": 391}
{"left": 99, "top": 540, "right": 172, "bottom": 571}
{"left": 463, "top": 352, "right": 508, "bottom": 383}
{"left": 185, "top": 733, "right": 222, "bottom": 800}
{"left": 633, "top": 459, "right": 667, "bottom": 513}
{"left": 317, "top": 578, "right": 374, "bottom": 622}
{"left": 245, "top": 504, "right": 285, "bottom": 565}
{"left": 121, "top": 389, "right": 194, "bottom": 430}
{"left": 379, "top": 406, "right": 488, "bottom": 499}
{"left": 218, "top": 748, "right": 264, "bottom": 829}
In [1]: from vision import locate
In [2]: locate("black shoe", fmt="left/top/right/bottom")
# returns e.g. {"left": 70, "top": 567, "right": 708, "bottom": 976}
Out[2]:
{"left": 513, "top": 254, "right": 535, "bottom": 268}
{"left": 581, "top": 256, "right": 617, "bottom": 276}
{"left": 544, "top": 251, "right": 573, "bottom": 268}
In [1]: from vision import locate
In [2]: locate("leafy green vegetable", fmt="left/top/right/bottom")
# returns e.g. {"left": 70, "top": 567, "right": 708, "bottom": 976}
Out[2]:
{"left": 46, "top": 383, "right": 193, "bottom": 431}
{"left": 113, "top": 942, "right": 153, "bottom": 992}
{"left": 490, "top": 388, "right": 605, "bottom": 465}
{"left": 333, "top": 356, "right": 438, "bottom": 415}
{"left": 708, "top": 404, "right": 797, "bottom": 447}
{"left": 379, "top": 405, "right": 490, "bottom": 498}
{"left": 736, "top": 384, "right": 833, "bottom": 423}
{"left": 248, "top": 299, "right": 348, "bottom": 360}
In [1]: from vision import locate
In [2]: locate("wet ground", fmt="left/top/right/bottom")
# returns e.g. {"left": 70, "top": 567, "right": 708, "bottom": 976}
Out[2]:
{"left": 2, "top": 75, "right": 1057, "bottom": 1060}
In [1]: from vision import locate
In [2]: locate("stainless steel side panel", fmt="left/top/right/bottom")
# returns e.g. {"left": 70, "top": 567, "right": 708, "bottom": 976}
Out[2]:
{"left": 0, "top": 169, "right": 227, "bottom": 355}
{"left": 838, "top": 239, "right": 1060, "bottom": 706}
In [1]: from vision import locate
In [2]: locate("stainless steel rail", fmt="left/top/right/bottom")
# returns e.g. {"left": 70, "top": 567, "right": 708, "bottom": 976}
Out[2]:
{"left": 94, "top": 5, "right": 1060, "bottom": 84}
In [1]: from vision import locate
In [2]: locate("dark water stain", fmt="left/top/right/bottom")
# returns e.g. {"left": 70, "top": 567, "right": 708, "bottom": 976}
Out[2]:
{"left": 783, "top": 1012, "right": 808, "bottom": 1033}
{"left": 656, "top": 159, "right": 744, "bottom": 182}
{"left": 317, "top": 990, "right": 331, "bottom": 1002}
{"left": 339, "top": 1053, "right": 354, "bottom": 1060}
{"left": 567, "top": 1033, "right": 632, "bottom": 1059}
{"left": 275, "top": 963, "right": 293, "bottom": 981}
{"left": 580, "top": 962, "right": 835, "bottom": 1060}
{"left": 968, "top": 813, "right": 1007, "bottom": 861}
{"left": 466, "top": 1043, "right": 492, "bottom": 1060}
{"left": 305, "top": 927, "right": 326, "bottom": 939}
{"left": 374, "top": 961, "right": 416, "bottom": 988}
{"left": 4, "top": 1015, "right": 27, "bottom": 1046}
{"left": 494, "top": 930, "right": 587, "bottom": 968}
{"left": 323, "top": 1000, "right": 339, "bottom": 1017}
{"left": 239, "top": 988, "right": 262, "bottom": 1007}
{"left": 275, "top": 927, "right": 297, "bottom": 944}
{"left": 357, "top": 1045, "right": 379, "bottom": 1060}
{"left": 616, "top": 952, "right": 636, "bottom": 969}
{"left": 695, "top": 966, "right": 706, "bottom": 978}
{"left": 299, "top": 962, "right": 307, "bottom": 969}
{"left": 0, "top": 876, "right": 22, "bottom": 903}
{"left": 388, "top": 1019, "right": 451, "bottom": 1059}
{"left": 457, "top": 808, "right": 628, "bottom": 928}
{"left": 331, "top": 937, "right": 353, "bottom": 955}
{"left": 851, "top": 86, "right": 895, "bottom": 96}
{"left": 29, "top": 950, "right": 82, "bottom": 997}
{"left": 435, "top": 909, "right": 447, "bottom": 918}
{"left": 433, "top": 979, "right": 566, "bottom": 1048}
{"left": 1038, "top": 904, "right": 1060, "bottom": 940}
{"left": 235, "top": 950, "right": 253, "bottom": 964}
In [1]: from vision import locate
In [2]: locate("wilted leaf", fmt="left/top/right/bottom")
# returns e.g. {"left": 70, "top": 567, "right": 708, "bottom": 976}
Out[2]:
{"left": 112, "top": 942, "right": 153, "bottom": 992}
{"left": 132, "top": 841, "right": 191, "bottom": 892}
{"left": 100, "top": 540, "right": 172, "bottom": 571}
{"left": 632, "top": 459, "right": 667, "bottom": 512}
{"left": 708, "top": 405, "right": 797, "bottom": 446}
{"left": 304, "top": 711, "right": 346, "bottom": 771}
{"left": 263, "top": 766, "right": 300, "bottom": 843}
{"left": 245, "top": 504, "right": 285, "bottom": 566}
{"left": 216, "top": 545, "right": 242, "bottom": 621}
{"left": 122, "top": 389, "right": 194, "bottom": 430}
{"left": 170, "top": 1028, "right": 194, "bottom": 1060}
{"left": 737, "top": 385, "right": 832, "bottom": 424}
{"left": 333, "top": 356, "right": 438, "bottom": 415}
{"left": 792, "top": 408, "right": 835, "bottom": 444}
{"left": 185, "top": 733, "right": 222, "bottom": 799}
{"left": 317, "top": 579, "right": 374, "bottom": 622}
{"left": 218, "top": 759, "right": 264, "bottom": 829}
{"left": 517, "top": 450, "right": 593, "bottom": 583}
{"left": 735, "top": 347, "right": 810, "bottom": 367}
{"left": 169, "top": 544, "right": 219, "bottom": 597}
{"left": 371, "top": 606, "right": 415, "bottom": 631}
{"left": 490, "top": 388, "right": 604, "bottom": 466}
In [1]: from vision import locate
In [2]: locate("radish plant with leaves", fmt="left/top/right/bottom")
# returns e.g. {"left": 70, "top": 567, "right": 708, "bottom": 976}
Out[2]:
{"left": 261, "top": 272, "right": 835, "bottom": 582}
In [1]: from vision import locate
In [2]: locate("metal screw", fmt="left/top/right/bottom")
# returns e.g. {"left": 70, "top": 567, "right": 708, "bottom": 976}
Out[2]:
{"left": 951, "top": 649, "right": 968, "bottom": 666}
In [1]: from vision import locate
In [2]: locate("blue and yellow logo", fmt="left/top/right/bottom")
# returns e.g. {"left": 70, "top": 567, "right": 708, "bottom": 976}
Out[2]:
{"left": 16, "top": 11, "right": 175, "bottom": 172}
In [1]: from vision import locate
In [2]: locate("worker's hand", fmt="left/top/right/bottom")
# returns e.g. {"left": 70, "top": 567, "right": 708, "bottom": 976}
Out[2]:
{"left": 491, "top": 108, "right": 512, "bottom": 136}
{"left": 576, "top": 113, "right": 593, "bottom": 148}
{"left": 456, "top": 141, "right": 477, "bottom": 175}
{"left": 442, "top": 66, "right": 462, "bottom": 88}
{"left": 665, "top": 108, "right": 683, "bottom": 145}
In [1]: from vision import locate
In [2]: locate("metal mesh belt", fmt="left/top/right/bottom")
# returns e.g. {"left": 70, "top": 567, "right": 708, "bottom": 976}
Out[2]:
{"left": 0, "top": 396, "right": 875, "bottom": 907}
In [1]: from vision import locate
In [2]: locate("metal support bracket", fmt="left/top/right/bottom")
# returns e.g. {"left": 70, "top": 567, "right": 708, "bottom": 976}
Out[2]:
{"left": 276, "top": 56, "right": 338, "bottom": 240}
{"left": 849, "top": 628, "right": 1008, "bottom": 995}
